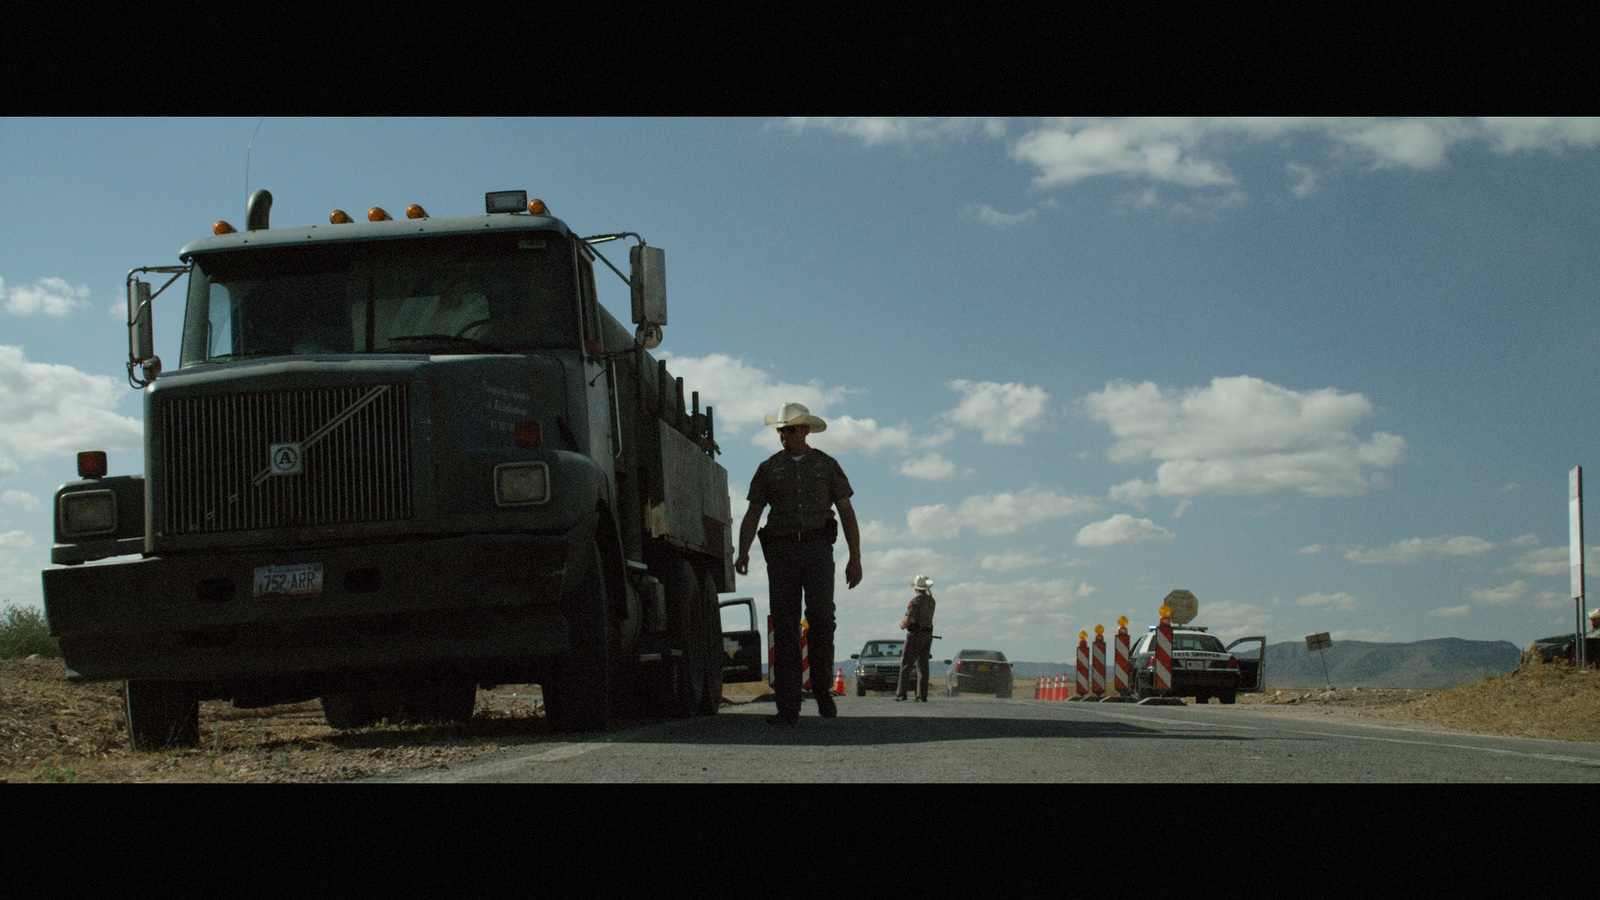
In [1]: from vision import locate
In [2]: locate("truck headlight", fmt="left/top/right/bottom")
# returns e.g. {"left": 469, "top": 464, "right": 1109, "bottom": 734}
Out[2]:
{"left": 60, "top": 490, "right": 117, "bottom": 536}
{"left": 494, "top": 462, "right": 550, "bottom": 506}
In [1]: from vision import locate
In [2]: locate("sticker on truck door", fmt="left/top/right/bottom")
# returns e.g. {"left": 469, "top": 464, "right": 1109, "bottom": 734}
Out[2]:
{"left": 253, "top": 563, "right": 324, "bottom": 600}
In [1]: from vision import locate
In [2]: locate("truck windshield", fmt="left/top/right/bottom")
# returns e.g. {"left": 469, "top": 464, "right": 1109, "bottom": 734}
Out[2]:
{"left": 179, "top": 231, "right": 578, "bottom": 367}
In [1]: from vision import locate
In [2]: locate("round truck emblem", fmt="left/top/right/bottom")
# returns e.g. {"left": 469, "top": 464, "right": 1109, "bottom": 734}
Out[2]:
{"left": 269, "top": 443, "right": 304, "bottom": 475}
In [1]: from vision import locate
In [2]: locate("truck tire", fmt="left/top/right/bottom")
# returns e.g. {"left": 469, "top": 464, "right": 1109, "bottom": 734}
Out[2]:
{"left": 123, "top": 680, "right": 200, "bottom": 750}
{"left": 856, "top": 680, "right": 866, "bottom": 697}
{"left": 660, "top": 556, "right": 708, "bottom": 719}
{"left": 543, "top": 546, "right": 615, "bottom": 733}
{"left": 1219, "top": 689, "right": 1237, "bottom": 705}
{"left": 695, "top": 569, "right": 724, "bottom": 716}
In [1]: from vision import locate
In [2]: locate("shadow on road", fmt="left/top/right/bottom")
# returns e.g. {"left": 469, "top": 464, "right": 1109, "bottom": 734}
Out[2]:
{"left": 605, "top": 709, "right": 1251, "bottom": 747}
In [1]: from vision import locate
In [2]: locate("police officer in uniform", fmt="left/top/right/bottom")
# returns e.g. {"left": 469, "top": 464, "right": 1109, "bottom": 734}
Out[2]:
{"left": 735, "top": 403, "right": 863, "bottom": 726}
{"left": 897, "top": 574, "right": 936, "bottom": 702}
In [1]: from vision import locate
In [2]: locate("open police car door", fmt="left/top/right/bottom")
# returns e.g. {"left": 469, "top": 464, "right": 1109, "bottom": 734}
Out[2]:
{"left": 1227, "top": 635, "right": 1267, "bottom": 692}
{"left": 719, "top": 598, "right": 764, "bottom": 683}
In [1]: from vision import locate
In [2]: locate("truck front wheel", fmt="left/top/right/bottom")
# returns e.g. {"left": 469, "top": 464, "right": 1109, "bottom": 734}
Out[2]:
{"left": 543, "top": 546, "right": 614, "bottom": 733}
{"left": 123, "top": 680, "right": 200, "bottom": 750}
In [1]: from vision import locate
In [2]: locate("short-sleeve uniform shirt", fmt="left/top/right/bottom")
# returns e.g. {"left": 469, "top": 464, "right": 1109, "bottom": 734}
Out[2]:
{"left": 747, "top": 449, "right": 853, "bottom": 534}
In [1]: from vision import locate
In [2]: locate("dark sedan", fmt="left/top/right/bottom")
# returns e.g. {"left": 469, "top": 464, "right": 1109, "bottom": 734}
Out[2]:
{"left": 945, "top": 649, "right": 1013, "bottom": 698}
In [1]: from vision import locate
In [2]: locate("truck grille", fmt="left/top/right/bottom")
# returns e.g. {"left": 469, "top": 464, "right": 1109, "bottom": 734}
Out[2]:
{"left": 159, "top": 383, "right": 412, "bottom": 534}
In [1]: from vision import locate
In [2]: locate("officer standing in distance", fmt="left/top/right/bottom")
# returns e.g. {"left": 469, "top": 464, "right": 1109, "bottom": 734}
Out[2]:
{"left": 897, "top": 574, "right": 936, "bottom": 702}
{"left": 735, "top": 403, "right": 863, "bottom": 726}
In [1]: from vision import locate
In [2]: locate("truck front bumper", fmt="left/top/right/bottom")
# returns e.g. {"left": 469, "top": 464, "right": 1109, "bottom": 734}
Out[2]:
{"left": 42, "top": 524, "right": 594, "bottom": 684}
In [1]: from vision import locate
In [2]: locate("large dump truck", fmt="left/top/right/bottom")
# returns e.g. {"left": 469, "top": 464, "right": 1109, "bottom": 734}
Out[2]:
{"left": 42, "top": 188, "right": 743, "bottom": 748}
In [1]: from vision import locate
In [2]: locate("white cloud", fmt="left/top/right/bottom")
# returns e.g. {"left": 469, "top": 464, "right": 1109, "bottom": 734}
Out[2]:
{"left": 1470, "top": 581, "right": 1529, "bottom": 606}
{"left": 2, "top": 490, "right": 39, "bottom": 512}
{"left": 978, "top": 548, "right": 1051, "bottom": 572}
{"left": 1011, "top": 118, "right": 1237, "bottom": 189}
{"left": 894, "top": 452, "right": 964, "bottom": 481}
{"left": 1428, "top": 605, "right": 1473, "bottom": 618}
{"left": 1509, "top": 546, "right": 1567, "bottom": 577}
{"left": 1344, "top": 536, "right": 1496, "bottom": 565}
{"left": 946, "top": 379, "right": 1050, "bottom": 445}
{"left": 965, "top": 203, "right": 1037, "bottom": 228}
{"left": 899, "top": 486, "right": 1100, "bottom": 542}
{"left": 960, "top": 486, "right": 1100, "bottom": 537}
{"left": 864, "top": 545, "right": 948, "bottom": 577}
{"left": 791, "top": 117, "right": 1600, "bottom": 205}
{"left": 1075, "top": 513, "right": 1173, "bottom": 547}
{"left": 2, "top": 276, "right": 92, "bottom": 317}
{"left": 933, "top": 576, "right": 1096, "bottom": 635}
{"left": 821, "top": 415, "right": 924, "bottom": 457}
{"left": 1299, "top": 544, "right": 1325, "bottom": 555}
{"left": 0, "top": 530, "right": 34, "bottom": 551}
{"left": 778, "top": 117, "right": 1006, "bottom": 147}
{"left": 905, "top": 504, "right": 960, "bottom": 542}
{"left": 1287, "top": 162, "right": 1319, "bottom": 198}
{"left": 1089, "top": 375, "right": 1404, "bottom": 501}
{"left": 0, "top": 345, "right": 142, "bottom": 481}
{"left": 657, "top": 352, "right": 851, "bottom": 436}
{"left": 1195, "top": 599, "right": 1274, "bottom": 640}
{"left": 1473, "top": 117, "right": 1600, "bottom": 154}
{"left": 1295, "top": 591, "right": 1360, "bottom": 612}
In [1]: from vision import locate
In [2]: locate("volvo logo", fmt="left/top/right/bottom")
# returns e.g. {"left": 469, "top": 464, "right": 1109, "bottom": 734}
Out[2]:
{"left": 269, "top": 443, "right": 304, "bottom": 476}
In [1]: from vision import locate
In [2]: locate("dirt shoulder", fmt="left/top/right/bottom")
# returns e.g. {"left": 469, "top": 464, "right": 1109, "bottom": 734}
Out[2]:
{"left": 6, "top": 658, "right": 1597, "bottom": 782}
{"left": 1230, "top": 662, "right": 1600, "bottom": 743}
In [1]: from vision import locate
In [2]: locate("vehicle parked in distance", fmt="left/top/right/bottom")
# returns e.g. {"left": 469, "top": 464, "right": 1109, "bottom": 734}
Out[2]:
{"left": 1127, "top": 627, "right": 1265, "bottom": 703}
{"left": 851, "top": 638, "right": 906, "bottom": 695}
{"left": 945, "top": 649, "right": 1013, "bottom": 698}
{"left": 1526, "top": 632, "right": 1600, "bottom": 666}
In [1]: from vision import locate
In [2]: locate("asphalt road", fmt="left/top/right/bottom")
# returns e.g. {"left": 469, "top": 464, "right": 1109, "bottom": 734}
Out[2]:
{"left": 368, "top": 694, "right": 1600, "bottom": 783}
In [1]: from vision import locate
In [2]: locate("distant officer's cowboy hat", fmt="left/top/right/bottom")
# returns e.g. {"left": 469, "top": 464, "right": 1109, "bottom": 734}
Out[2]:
{"left": 764, "top": 402, "right": 827, "bottom": 433}
{"left": 910, "top": 574, "right": 934, "bottom": 591}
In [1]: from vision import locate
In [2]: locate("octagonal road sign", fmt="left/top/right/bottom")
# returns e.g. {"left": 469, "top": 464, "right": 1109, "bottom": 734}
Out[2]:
{"left": 1163, "top": 589, "right": 1199, "bottom": 625}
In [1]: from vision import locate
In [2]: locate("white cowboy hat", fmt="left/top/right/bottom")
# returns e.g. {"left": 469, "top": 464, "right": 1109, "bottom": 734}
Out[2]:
{"left": 764, "top": 402, "right": 827, "bottom": 433}
{"left": 909, "top": 574, "right": 934, "bottom": 590}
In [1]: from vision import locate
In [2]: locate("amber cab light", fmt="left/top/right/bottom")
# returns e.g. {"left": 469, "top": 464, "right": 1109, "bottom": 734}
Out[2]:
{"left": 77, "top": 450, "right": 108, "bottom": 479}
{"left": 368, "top": 207, "right": 391, "bottom": 222}
{"left": 406, "top": 204, "right": 428, "bottom": 219}
{"left": 527, "top": 198, "right": 549, "bottom": 215}
{"left": 213, "top": 221, "right": 237, "bottom": 235}
{"left": 330, "top": 209, "right": 353, "bottom": 224}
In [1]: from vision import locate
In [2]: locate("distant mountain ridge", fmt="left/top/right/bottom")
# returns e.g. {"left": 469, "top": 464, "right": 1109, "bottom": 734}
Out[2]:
{"left": 1002, "top": 637, "right": 1521, "bottom": 690}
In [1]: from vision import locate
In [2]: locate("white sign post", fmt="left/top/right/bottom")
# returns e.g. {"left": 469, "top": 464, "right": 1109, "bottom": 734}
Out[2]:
{"left": 1573, "top": 467, "right": 1586, "bottom": 667}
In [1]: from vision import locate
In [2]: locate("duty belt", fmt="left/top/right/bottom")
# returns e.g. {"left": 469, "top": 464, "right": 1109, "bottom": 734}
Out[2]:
{"left": 907, "top": 626, "right": 933, "bottom": 632}
{"left": 766, "top": 526, "right": 831, "bottom": 542}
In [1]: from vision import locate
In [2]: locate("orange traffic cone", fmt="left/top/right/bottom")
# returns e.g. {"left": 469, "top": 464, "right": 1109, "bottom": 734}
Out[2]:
{"left": 832, "top": 667, "right": 846, "bottom": 696}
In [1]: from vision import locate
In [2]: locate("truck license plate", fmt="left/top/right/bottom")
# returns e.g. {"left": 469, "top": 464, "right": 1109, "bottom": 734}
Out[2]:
{"left": 253, "top": 563, "right": 324, "bottom": 600}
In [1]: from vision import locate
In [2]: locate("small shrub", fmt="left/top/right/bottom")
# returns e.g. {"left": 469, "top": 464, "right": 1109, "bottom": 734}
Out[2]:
{"left": 0, "top": 601, "right": 63, "bottom": 659}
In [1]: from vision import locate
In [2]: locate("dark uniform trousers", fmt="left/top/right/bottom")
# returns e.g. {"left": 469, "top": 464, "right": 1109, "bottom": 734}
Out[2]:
{"left": 763, "top": 535, "right": 836, "bottom": 718}
{"left": 898, "top": 630, "right": 934, "bottom": 700}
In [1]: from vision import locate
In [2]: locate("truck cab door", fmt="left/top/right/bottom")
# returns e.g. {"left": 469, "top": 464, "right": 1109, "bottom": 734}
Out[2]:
{"left": 719, "top": 597, "right": 764, "bottom": 683}
{"left": 1227, "top": 635, "right": 1267, "bottom": 692}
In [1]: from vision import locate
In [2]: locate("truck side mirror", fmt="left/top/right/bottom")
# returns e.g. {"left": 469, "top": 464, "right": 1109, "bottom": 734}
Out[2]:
{"left": 128, "top": 279, "right": 161, "bottom": 386}
{"left": 630, "top": 244, "right": 666, "bottom": 348}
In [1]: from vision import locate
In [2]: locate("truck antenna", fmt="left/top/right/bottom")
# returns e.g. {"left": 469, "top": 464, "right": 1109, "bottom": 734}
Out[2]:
{"left": 245, "top": 118, "right": 264, "bottom": 214}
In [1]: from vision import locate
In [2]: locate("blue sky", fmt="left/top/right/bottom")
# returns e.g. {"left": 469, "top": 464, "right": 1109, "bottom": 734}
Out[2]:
{"left": 3, "top": 117, "right": 1598, "bottom": 663}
